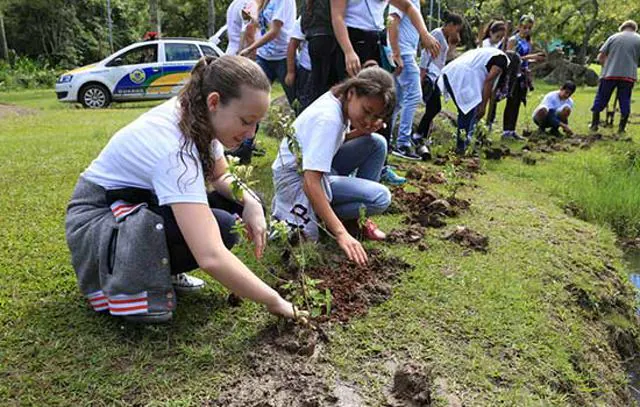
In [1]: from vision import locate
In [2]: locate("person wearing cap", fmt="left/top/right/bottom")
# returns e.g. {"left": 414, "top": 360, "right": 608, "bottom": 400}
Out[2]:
{"left": 589, "top": 20, "right": 640, "bottom": 134}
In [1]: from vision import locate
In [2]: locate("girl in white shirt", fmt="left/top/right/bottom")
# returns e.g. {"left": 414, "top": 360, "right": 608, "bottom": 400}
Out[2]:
{"left": 66, "top": 56, "right": 302, "bottom": 323}
{"left": 272, "top": 67, "right": 396, "bottom": 265}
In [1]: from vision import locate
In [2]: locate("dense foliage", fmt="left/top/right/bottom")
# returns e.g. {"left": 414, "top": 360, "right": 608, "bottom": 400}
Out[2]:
{"left": 0, "top": 0, "right": 638, "bottom": 69}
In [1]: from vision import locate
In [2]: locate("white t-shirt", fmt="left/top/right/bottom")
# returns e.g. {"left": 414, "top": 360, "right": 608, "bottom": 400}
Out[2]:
{"left": 226, "top": 0, "right": 255, "bottom": 55}
{"left": 388, "top": 0, "right": 420, "bottom": 56}
{"left": 482, "top": 38, "right": 503, "bottom": 49}
{"left": 291, "top": 18, "right": 311, "bottom": 71}
{"left": 533, "top": 90, "right": 575, "bottom": 118}
{"left": 273, "top": 91, "right": 348, "bottom": 173}
{"left": 257, "top": 0, "right": 297, "bottom": 61}
{"left": 344, "top": 0, "right": 389, "bottom": 31}
{"left": 419, "top": 28, "right": 448, "bottom": 82}
{"left": 82, "top": 97, "right": 224, "bottom": 206}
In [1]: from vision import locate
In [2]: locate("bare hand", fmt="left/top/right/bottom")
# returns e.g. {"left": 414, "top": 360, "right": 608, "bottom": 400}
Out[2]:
{"left": 337, "top": 232, "right": 368, "bottom": 266}
{"left": 267, "top": 296, "right": 309, "bottom": 321}
{"left": 239, "top": 47, "right": 253, "bottom": 57}
{"left": 421, "top": 32, "right": 441, "bottom": 59}
{"left": 242, "top": 200, "right": 267, "bottom": 259}
{"left": 285, "top": 72, "right": 295, "bottom": 88}
{"left": 393, "top": 53, "right": 404, "bottom": 75}
{"left": 345, "top": 50, "right": 361, "bottom": 77}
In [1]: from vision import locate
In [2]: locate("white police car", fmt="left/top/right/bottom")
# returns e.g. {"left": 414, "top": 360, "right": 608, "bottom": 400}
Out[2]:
{"left": 55, "top": 29, "right": 226, "bottom": 108}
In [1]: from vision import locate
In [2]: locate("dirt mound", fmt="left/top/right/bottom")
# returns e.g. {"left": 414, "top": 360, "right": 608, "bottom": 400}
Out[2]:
{"left": 522, "top": 132, "right": 606, "bottom": 155}
{"left": 308, "top": 250, "right": 413, "bottom": 322}
{"left": 0, "top": 103, "right": 37, "bottom": 120}
{"left": 387, "top": 227, "right": 425, "bottom": 244}
{"left": 405, "top": 167, "right": 447, "bottom": 184}
{"left": 391, "top": 186, "right": 470, "bottom": 230}
{"left": 389, "top": 363, "right": 434, "bottom": 407}
{"left": 444, "top": 226, "right": 489, "bottom": 252}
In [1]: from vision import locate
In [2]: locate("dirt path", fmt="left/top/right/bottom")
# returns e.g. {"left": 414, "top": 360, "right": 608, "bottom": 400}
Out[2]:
{"left": 0, "top": 103, "right": 37, "bottom": 120}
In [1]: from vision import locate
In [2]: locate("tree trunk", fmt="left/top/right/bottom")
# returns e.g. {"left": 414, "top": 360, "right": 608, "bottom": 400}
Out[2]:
{"left": 207, "top": 0, "right": 216, "bottom": 37}
{"left": 578, "top": 0, "right": 599, "bottom": 65}
{"left": 149, "top": 0, "right": 161, "bottom": 35}
{"left": 0, "top": 12, "right": 8, "bottom": 61}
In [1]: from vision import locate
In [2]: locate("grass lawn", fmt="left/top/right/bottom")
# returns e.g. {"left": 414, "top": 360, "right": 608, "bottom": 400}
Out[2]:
{"left": 1, "top": 82, "right": 639, "bottom": 406}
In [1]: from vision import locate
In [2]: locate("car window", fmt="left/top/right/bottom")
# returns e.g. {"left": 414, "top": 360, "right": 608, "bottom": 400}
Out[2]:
{"left": 200, "top": 45, "right": 217, "bottom": 57}
{"left": 165, "top": 43, "right": 202, "bottom": 62}
{"left": 108, "top": 44, "right": 158, "bottom": 66}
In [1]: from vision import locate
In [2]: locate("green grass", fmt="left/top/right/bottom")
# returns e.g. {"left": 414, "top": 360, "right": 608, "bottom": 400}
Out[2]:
{"left": 1, "top": 83, "right": 639, "bottom": 405}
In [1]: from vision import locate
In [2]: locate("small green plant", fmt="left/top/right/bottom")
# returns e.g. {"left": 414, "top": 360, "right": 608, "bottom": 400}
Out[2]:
{"left": 443, "top": 156, "right": 464, "bottom": 199}
{"left": 225, "top": 155, "right": 259, "bottom": 202}
{"left": 282, "top": 275, "right": 331, "bottom": 318}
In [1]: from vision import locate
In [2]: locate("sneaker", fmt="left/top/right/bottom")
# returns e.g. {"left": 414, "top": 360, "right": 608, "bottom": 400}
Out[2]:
{"left": 380, "top": 165, "right": 406, "bottom": 186}
{"left": 362, "top": 218, "right": 386, "bottom": 241}
{"left": 415, "top": 144, "right": 431, "bottom": 161}
{"left": 391, "top": 145, "right": 421, "bottom": 161}
{"left": 501, "top": 130, "right": 525, "bottom": 141}
{"left": 123, "top": 311, "right": 173, "bottom": 324}
{"left": 171, "top": 273, "right": 205, "bottom": 293}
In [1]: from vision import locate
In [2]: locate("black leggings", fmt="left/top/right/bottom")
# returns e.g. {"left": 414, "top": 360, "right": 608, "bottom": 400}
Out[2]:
{"left": 416, "top": 81, "right": 442, "bottom": 138}
{"left": 503, "top": 76, "right": 527, "bottom": 131}
{"left": 151, "top": 192, "right": 242, "bottom": 275}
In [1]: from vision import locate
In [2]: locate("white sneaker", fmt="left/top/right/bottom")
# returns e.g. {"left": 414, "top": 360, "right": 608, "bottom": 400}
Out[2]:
{"left": 171, "top": 273, "right": 205, "bottom": 293}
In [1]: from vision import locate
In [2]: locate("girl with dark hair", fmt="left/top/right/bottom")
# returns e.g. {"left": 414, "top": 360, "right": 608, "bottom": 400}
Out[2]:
{"left": 412, "top": 12, "right": 464, "bottom": 157}
{"left": 66, "top": 56, "right": 302, "bottom": 323}
{"left": 479, "top": 20, "right": 507, "bottom": 49}
{"left": 438, "top": 48, "right": 521, "bottom": 154}
{"left": 272, "top": 67, "right": 396, "bottom": 264}
{"left": 502, "top": 14, "right": 545, "bottom": 139}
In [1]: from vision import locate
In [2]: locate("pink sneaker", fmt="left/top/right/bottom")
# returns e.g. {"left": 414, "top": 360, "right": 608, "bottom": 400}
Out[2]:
{"left": 362, "top": 219, "right": 386, "bottom": 241}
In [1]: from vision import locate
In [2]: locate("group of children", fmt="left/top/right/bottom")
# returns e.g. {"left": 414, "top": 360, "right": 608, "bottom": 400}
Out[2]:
{"left": 64, "top": 6, "right": 639, "bottom": 323}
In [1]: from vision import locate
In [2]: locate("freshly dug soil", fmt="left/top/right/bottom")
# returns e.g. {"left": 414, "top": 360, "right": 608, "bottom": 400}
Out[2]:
{"left": 444, "top": 226, "right": 489, "bottom": 252}
{"left": 308, "top": 249, "right": 413, "bottom": 322}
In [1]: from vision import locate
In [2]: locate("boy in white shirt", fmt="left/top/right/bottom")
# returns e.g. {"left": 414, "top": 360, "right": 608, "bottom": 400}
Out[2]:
{"left": 532, "top": 81, "right": 576, "bottom": 136}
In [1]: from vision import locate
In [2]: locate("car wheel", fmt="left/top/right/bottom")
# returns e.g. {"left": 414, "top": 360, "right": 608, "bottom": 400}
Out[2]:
{"left": 80, "top": 84, "right": 111, "bottom": 109}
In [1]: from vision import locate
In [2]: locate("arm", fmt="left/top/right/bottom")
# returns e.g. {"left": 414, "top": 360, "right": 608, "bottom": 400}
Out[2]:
{"left": 420, "top": 67, "right": 426, "bottom": 82}
{"left": 390, "top": 0, "right": 439, "bottom": 58}
{"left": 477, "top": 66, "right": 503, "bottom": 119}
{"left": 388, "top": 13, "right": 404, "bottom": 74}
{"left": 240, "top": 19, "right": 283, "bottom": 56}
{"left": 302, "top": 170, "right": 368, "bottom": 265}
{"left": 597, "top": 51, "right": 607, "bottom": 65}
{"left": 331, "top": 0, "right": 360, "bottom": 77}
{"left": 209, "top": 156, "right": 267, "bottom": 258}
{"left": 172, "top": 203, "right": 296, "bottom": 317}
{"left": 285, "top": 38, "right": 300, "bottom": 87}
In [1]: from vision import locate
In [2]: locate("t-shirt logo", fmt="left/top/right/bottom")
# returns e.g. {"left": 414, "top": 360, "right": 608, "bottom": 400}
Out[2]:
{"left": 130, "top": 69, "right": 146, "bottom": 85}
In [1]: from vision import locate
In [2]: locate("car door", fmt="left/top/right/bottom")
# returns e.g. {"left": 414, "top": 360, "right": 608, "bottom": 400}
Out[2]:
{"left": 106, "top": 43, "right": 164, "bottom": 99}
{"left": 161, "top": 42, "right": 203, "bottom": 96}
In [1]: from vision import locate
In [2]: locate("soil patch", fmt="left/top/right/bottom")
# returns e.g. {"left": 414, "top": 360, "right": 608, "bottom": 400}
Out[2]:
{"left": 307, "top": 249, "right": 413, "bottom": 323}
{"left": 444, "top": 226, "right": 489, "bottom": 253}
{"left": 0, "top": 103, "right": 37, "bottom": 120}
{"left": 386, "top": 227, "right": 426, "bottom": 245}
{"left": 391, "top": 186, "right": 471, "bottom": 231}
{"left": 388, "top": 363, "right": 434, "bottom": 407}
{"left": 208, "top": 323, "right": 339, "bottom": 407}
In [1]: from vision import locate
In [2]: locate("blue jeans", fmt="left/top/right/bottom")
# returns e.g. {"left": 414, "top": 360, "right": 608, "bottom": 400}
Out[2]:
{"left": 392, "top": 55, "right": 422, "bottom": 147}
{"left": 329, "top": 133, "right": 391, "bottom": 219}
{"left": 534, "top": 108, "right": 567, "bottom": 131}
{"left": 443, "top": 74, "right": 478, "bottom": 153}
{"left": 591, "top": 78, "right": 634, "bottom": 116}
{"left": 256, "top": 56, "right": 296, "bottom": 106}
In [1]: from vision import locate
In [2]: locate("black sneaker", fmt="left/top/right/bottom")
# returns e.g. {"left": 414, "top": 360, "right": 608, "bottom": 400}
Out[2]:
{"left": 391, "top": 145, "right": 421, "bottom": 161}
